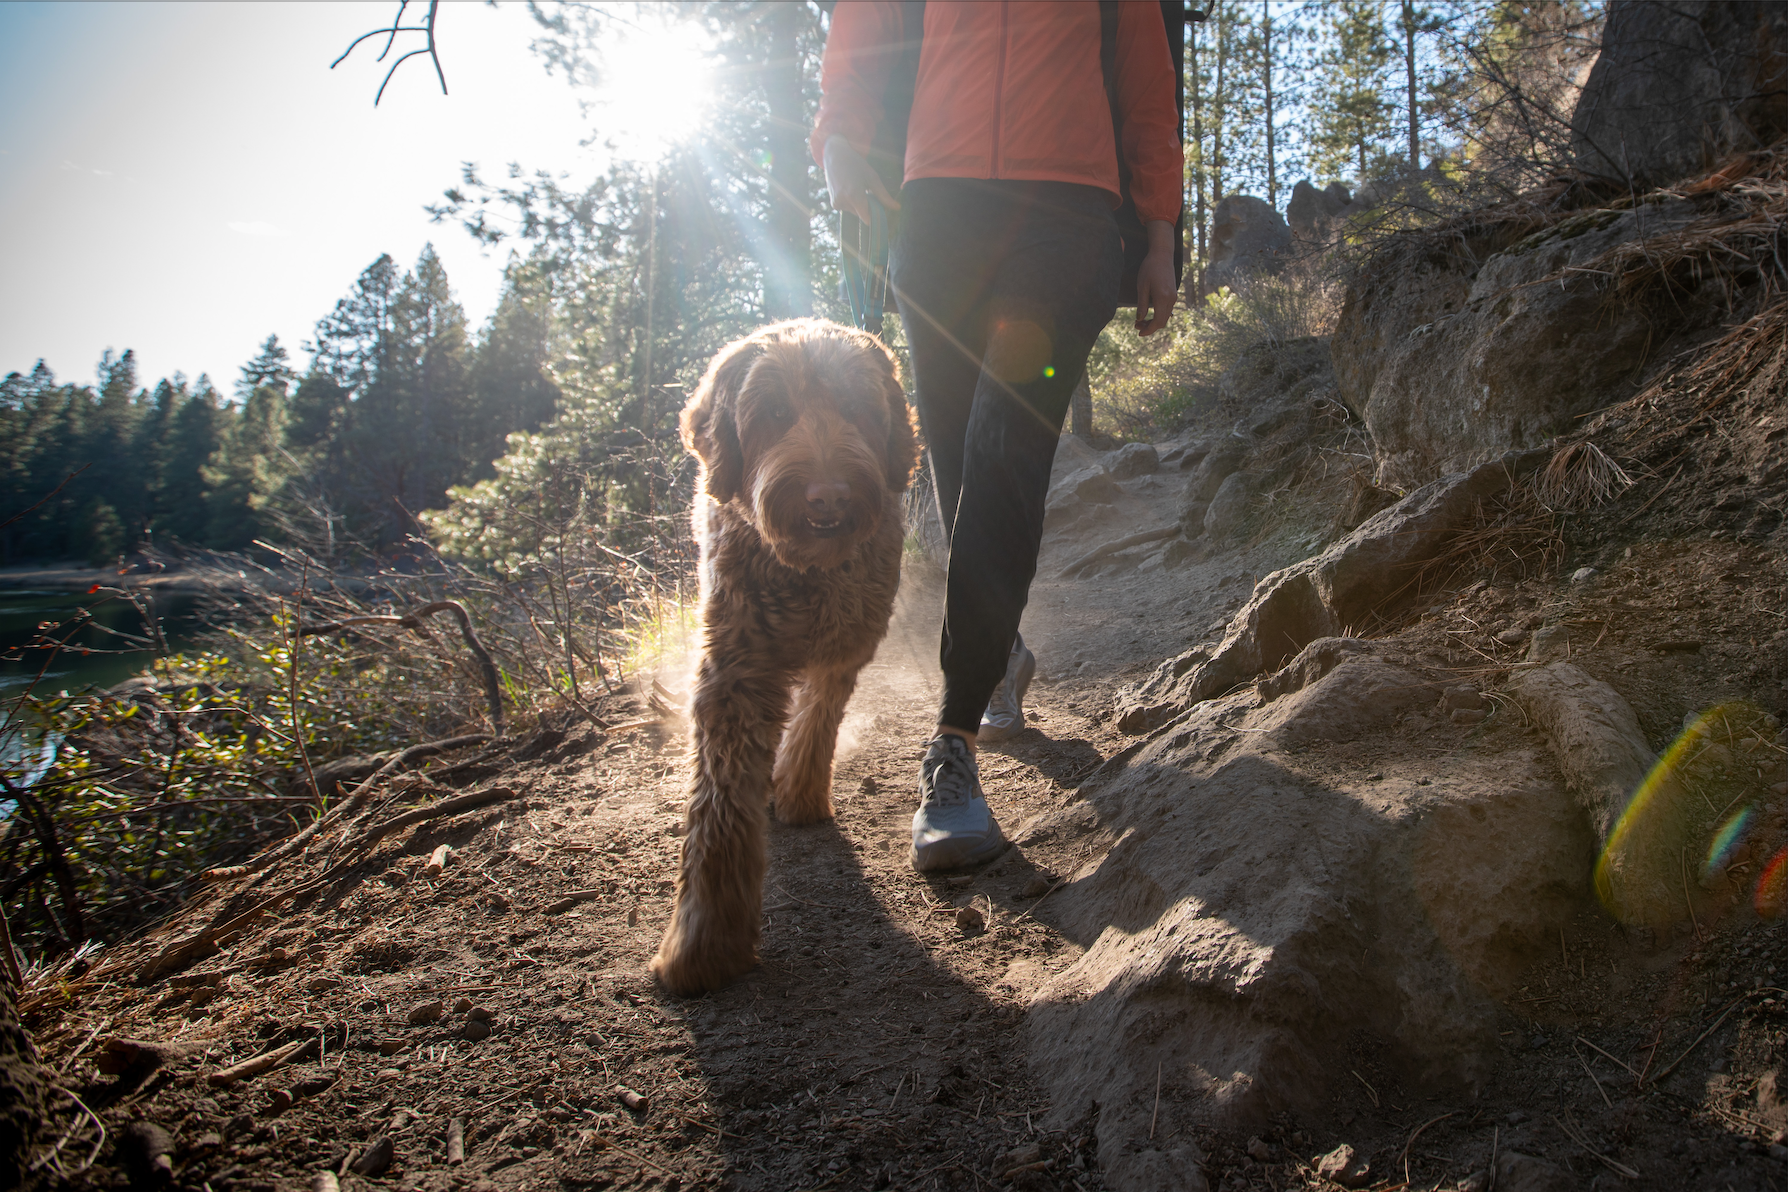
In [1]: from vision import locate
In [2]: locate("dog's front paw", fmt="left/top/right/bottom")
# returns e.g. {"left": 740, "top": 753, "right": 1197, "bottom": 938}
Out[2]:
{"left": 650, "top": 911, "right": 758, "bottom": 996}
{"left": 773, "top": 791, "right": 835, "bottom": 825}
{"left": 772, "top": 770, "right": 835, "bottom": 825}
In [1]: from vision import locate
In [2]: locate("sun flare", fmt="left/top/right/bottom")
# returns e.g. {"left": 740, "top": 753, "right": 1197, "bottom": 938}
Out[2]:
{"left": 590, "top": 18, "right": 715, "bottom": 160}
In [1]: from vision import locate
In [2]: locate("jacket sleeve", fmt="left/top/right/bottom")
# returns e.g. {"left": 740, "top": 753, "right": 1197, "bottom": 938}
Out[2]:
{"left": 1116, "top": 2, "right": 1184, "bottom": 226}
{"left": 810, "top": 2, "right": 907, "bottom": 167}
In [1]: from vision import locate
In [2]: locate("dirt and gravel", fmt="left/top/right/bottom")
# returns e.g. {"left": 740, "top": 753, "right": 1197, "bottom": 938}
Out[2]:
{"left": 13, "top": 349, "right": 1788, "bottom": 1192}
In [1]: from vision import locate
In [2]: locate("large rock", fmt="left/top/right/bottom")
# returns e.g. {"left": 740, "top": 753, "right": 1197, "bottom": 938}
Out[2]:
{"left": 1573, "top": 1, "right": 1788, "bottom": 189}
{"left": 1333, "top": 197, "right": 1729, "bottom": 489}
{"left": 1119, "top": 449, "right": 1545, "bottom": 733}
{"left": 1025, "top": 656, "right": 1593, "bottom": 1150}
{"left": 1207, "top": 195, "right": 1292, "bottom": 288}
{"left": 1286, "top": 180, "right": 1353, "bottom": 241}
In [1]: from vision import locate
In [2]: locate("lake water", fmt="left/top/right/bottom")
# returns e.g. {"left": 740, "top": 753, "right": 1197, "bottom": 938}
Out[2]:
{"left": 0, "top": 589, "right": 209, "bottom": 696}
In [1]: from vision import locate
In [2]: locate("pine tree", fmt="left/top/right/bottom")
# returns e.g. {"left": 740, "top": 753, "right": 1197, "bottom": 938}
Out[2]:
{"left": 238, "top": 334, "right": 297, "bottom": 398}
{"left": 155, "top": 380, "right": 223, "bottom": 546}
{"left": 203, "top": 382, "right": 290, "bottom": 549}
{"left": 1308, "top": 0, "right": 1397, "bottom": 182}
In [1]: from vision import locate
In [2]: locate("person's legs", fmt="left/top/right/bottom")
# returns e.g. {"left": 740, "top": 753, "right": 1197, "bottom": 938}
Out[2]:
{"left": 892, "top": 180, "right": 1119, "bottom": 870}
{"left": 935, "top": 184, "right": 1121, "bottom": 734}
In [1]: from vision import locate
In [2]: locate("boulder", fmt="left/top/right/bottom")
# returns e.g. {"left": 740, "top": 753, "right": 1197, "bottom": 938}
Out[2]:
{"left": 1334, "top": 196, "right": 1729, "bottom": 489}
{"left": 1024, "top": 660, "right": 1593, "bottom": 1145}
{"left": 1573, "top": 1, "right": 1788, "bottom": 189}
{"left": 1107, "top": 442, "right": 1160, "bottom": 480}
{"left": 1207, "top": 195, "right": 1292, "bottom": 288}
{"left": 1201, "top": 472, "right": 1255, "bottom": 540}
{"left": 1119, "top": 449, "right": 1546, "bottom": 734}
{"left": 1286, "top": 180, "right": 1352, "bottom": 241}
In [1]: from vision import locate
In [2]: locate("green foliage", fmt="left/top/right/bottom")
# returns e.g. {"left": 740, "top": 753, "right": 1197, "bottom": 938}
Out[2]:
{"left": 1089, "top": 270, "right": 1341, "bottom": 436}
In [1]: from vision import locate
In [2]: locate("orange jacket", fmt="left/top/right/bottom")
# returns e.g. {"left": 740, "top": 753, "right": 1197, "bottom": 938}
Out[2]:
{"left": 812, "top": 1, "right": 1184, "bottom": 226}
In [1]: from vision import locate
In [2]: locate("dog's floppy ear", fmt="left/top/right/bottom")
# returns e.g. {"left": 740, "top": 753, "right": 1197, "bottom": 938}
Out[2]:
{"left": 682, "top": 335, "right": 761, "bottom": 503}
{"left": 881, "top": 366, "right": 921, "bottom": 495}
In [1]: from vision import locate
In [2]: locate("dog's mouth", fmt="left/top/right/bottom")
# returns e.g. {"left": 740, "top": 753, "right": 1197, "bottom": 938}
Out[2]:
{"left": 805, "top": 514, "right": 849, "bottom": 538}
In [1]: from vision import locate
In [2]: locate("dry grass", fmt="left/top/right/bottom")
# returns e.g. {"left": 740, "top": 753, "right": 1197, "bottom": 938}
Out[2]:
{"left": 1531, "top": 442, "right": 1637, "bottom": 512}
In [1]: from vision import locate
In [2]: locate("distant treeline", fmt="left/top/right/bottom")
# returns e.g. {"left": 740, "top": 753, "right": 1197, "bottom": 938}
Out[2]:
{"left": 0, "top": 246, "right": 559, "bottom": 565}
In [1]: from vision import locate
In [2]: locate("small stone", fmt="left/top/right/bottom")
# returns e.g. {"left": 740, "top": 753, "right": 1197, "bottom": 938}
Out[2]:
{"left": 1495, "top": 627, "right": 1528, "bottom": 645}
{"left": 956, "top": 904, "right": 986, "bottom": 933}
{"left": 1315, "top": 1144, "right": 1370, "bottom": 1187}
{"left": 194, "top": 1132, "right": 223, "bottom": 1151}
{"left": 376, "top": 1038, "right": 406, "bottom": 1055}
{"left": 453, "top": 996, "right": 474, "bottom": 1013}
{"left": 224, "top": 1113, "right": 254, "bottom": 1138}
{"left": 406, "top": 1000, "right": 445, "bottom": 1026}
{"left": 1247, "top": 1137, "right": 1272, "bottom": 1161}
{"left": 1006, "top": 1143, "right": 1043, "bottom": 1169}
{"left": 858, "top": 776, "right": 877, "bottom": 796}
{"left": 350, "top": 1136, "right": 394, "bottom": 1177}
{"left": 946, "top": 875, "right": 974, "bottom": 889}
{"left": 466, "top": 1005, "right": 494, "bottom": 1024}
{"left": 268, "top": 1088, "right": 294, "bottom": 1114}
{"left": 377, "top": 1068, "right": 404, "bottom": 1081}
{"left": 1570, "top": 566, "right": 1597, "bottom": 583}
{"left": 1530, "top": 1034, "right": 1547, "bottom": 1050}
{"left": 462, "top": 1019, "right": 492, "bottom": 1042}
{"left": 1020, "top": 876, "right": 1055, "bottom": 899}
{"left": 305, "top": 975, "right": 341, "bottom": 994}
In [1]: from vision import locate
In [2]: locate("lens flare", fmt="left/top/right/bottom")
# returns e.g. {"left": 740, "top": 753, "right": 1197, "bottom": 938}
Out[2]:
{"left": 1757, "top": 848, "right": 1788, "bottom": 919}
{"left": 1594, "top": 701, "right": 1782, "bottom": 928}
{"left": 1706, "top": 805, "right": 1754, "bottom": 876}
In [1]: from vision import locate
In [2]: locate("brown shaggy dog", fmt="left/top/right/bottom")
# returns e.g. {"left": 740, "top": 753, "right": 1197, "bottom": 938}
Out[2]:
{"left": 650, "top": 319, "right": 920, "bottom": 996}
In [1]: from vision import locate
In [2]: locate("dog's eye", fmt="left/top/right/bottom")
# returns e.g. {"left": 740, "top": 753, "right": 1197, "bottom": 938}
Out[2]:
{"left": 765, "top": 402, "right": 792, "bottom": 422}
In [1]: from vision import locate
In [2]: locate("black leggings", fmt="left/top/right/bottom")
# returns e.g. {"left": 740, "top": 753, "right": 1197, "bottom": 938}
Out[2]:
{"left": 890, "top": 179, "right": 1122, "bottom": 732}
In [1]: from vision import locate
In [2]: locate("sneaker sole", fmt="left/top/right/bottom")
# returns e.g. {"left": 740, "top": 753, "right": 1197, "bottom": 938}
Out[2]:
{"left": 909, "top": 823, "right": 1008, "bottom": 872}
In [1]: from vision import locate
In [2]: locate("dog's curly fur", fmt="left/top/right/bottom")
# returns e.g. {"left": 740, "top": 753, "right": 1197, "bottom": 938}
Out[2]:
{"left": 650, "top": 319, "right": 920, "bottom": 996}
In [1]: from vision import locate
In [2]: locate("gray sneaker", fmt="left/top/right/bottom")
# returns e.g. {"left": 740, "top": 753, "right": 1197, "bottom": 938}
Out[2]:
{"left": 910, "top": 734, "right": 1007, "bottom": 871}
{"left": 977, "top": 634, "right": 1036, "bottom": 744}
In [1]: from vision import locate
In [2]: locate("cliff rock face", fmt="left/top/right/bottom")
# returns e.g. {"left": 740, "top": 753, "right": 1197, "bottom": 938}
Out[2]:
{"left": 1332, "top": 197, "right": 1732, "bottom": 489}
{"left": 1207, "top": 195, "right": 1292, "bottom": 288}
{"left": 1573, "top": 0, "right": 1788, "bottom": 188}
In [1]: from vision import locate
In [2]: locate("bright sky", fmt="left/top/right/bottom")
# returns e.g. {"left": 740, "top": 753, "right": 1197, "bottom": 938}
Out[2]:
{"left": 0, "top": 2, "right": 636, "bottom": 395}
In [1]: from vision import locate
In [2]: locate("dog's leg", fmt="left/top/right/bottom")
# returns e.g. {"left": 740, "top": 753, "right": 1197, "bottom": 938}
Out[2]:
{"left": 772, "top": 666, "right": 858, "bottom": 825}
{"left": 651, "top": 655, "right": 790, "bottom": 997}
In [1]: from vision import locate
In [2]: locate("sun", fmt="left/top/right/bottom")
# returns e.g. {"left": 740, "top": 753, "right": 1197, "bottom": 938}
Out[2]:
{"left": 590, "top": 16, "right": 715, "bottom": 160}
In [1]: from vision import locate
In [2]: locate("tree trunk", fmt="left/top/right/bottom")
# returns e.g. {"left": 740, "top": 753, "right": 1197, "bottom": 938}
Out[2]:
{"left": 762, "top": 2, "right": 813, "bottom": 320}
{"left": 1069, "top": 373, "right": 1093, "bottom": 439}
{"left": 1263, "top": 0, "right": 1275, "bottom": 209}
{"left": 1213, "top": 0, "right": 1226, "bottom": 206}
{"left": 1189, "top": 13, "right": 1206, "bottom": 303}
{"left": 1403, "top": 0, "right": 1420, "bottom": 174}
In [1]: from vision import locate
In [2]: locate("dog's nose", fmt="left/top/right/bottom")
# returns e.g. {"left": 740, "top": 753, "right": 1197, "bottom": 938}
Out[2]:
{"left": 805, "top": 481, "right": 851, "bottom": 516}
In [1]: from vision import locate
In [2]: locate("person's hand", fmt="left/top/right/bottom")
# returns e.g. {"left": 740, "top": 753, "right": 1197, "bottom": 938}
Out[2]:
{"left": 823, "top": 135, "right": 900, "bottom": 223}
{"left": 1134, "top": 219, "right": 1178, "bottom": 336}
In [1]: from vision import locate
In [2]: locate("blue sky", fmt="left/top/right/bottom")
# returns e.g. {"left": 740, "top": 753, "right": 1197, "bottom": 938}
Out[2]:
{"left": 0, "top": 2, "right": 602, "bottom": 394}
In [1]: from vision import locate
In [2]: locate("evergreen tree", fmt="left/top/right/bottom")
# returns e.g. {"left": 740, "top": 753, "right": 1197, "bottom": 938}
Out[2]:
{"left": 238, "top": 334, "right": 296, "bottom": 398}
{"left": 1308, "top": 0, "right": 1397, "bottom": 182}
{"left": 204, "top": 382, "right": 290, "bottom": 549}
{"left": 154, "top": 379, "right": 223, "bottom": 546}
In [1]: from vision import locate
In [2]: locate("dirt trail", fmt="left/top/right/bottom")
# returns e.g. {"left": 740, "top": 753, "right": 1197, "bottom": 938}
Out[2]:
{"left": 23, "top": 432, "right": 1788, "bottom": 1192}
{"left": 21, "top": 465, "right": 1228, "bottom": 1192}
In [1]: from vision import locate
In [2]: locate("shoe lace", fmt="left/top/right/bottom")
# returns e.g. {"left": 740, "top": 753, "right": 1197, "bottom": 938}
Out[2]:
{"left": 923, "top": 741, "right": 978, "bottom": 809}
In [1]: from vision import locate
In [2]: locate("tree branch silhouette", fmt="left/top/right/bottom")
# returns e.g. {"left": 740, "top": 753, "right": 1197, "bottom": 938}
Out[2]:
{"left": 331, "top": 0, "right": 448, "bottom": 107}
